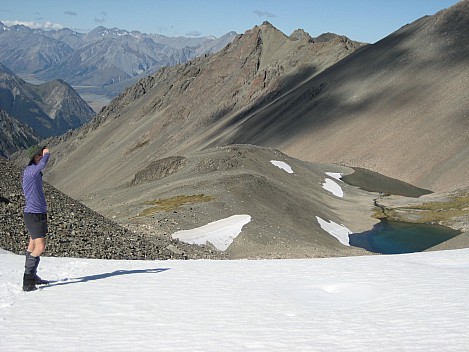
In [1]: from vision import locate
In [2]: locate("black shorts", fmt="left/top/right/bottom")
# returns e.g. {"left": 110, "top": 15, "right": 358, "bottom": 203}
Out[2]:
{"left": 24, "top": 213, "right": 48, "bottom": 239}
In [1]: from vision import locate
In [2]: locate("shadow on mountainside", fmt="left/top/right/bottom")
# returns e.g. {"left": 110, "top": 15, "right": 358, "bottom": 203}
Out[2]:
{"left": 210, "top": 4, "right": 469, "bottom": 148}
{"left": 41, "top": 268, "right": 170, "bottom": 289}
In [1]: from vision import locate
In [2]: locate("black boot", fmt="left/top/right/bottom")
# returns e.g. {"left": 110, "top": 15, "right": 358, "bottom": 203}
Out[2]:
{"left": 25, "top": 252, "right": 48, "bottom": 285}
{"left": 23, "top": 273, "right": 37, "bottom": 292}
{"left": 24, "top": 252, "right": 40, "bottom": 291}
{"left": 33, "top": 274, "right": 49, "bottom": 285}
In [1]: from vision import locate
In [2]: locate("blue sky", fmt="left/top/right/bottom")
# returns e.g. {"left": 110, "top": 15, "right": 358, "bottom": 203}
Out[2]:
{"left": 0, "top": 0, "right": 461, "bottom": 43}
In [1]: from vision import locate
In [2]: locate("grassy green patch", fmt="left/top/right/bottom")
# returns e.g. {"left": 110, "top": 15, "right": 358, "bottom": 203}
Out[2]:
{"left": 374, "top": 193, "right": 469, "bottom": 224}
{"left": 137, "top": 194, "right": 214, "bottom": 217}
{"left": 372, "top": 207, "right": 389, "bottom": 220}
{"left": 403, "top": 195, "right": 469, "bottom": 223}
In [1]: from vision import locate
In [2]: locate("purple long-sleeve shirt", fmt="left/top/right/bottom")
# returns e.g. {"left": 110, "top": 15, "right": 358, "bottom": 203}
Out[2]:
{"left": 23, "top": 153, "right": 50, "bottom": 214}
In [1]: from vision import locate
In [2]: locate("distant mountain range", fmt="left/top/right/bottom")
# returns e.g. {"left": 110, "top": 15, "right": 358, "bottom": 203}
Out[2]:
{"left": 0, "top": 23, "right": 237, "bottom": 156}
{"left": 0, "top": 22, "right": 237, "bottom": 99}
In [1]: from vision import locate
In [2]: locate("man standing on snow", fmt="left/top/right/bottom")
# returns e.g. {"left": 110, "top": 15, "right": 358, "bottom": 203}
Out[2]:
{"left": 22, "top": 145, "right": 51, "bottom": 292}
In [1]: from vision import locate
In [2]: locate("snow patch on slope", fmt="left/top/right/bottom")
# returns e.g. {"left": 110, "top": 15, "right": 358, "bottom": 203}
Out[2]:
{"left": 172, "top": 215, "right": 251, "bottom": 251}
{"left": 270, "top": 160, "right": 294, "bottom": 174}
{"left": 316, "top": 216, "right": 351, "bottom": 246}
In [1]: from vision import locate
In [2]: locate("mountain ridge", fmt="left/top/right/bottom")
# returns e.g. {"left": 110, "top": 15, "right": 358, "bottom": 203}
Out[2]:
{"left": 7, "top": 2, "right": 469, "bottom": 258}
{"left": 41, "top": 22, "right": 364, "bottom": 197}
{"left": 0, "top": 21, "right": 238, "bottom": 100}
{"left": 203, "top": 1, "right": 469, "bottom": 192}
{"left": 0, "top": 63, "right": 95, "bottom": 139}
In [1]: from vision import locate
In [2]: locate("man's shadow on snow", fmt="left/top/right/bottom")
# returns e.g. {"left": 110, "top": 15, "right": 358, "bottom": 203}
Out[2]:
{"left": 42, "top": 268, "right": 170, "bottom": 289}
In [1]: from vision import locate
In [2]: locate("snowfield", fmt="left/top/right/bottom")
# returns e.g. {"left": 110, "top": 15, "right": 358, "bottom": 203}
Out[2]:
{"left": 1, "top": 248, "right": 468, "bottom": 351}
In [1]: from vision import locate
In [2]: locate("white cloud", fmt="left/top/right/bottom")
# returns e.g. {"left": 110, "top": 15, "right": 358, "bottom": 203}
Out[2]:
{"left": 254, "top": 10, "right": 276, "bottom": 18}
{"left": 43, "top": 21, "right": 64, "bottom": 30}
{"left": 186, "top": 30, "right": 202, "bottom": 37}
{"left": 95, "top": 11, "right": 107, "bottom": 25}
{"left": 1, "top": 20, "right": 64, "bottom": 30}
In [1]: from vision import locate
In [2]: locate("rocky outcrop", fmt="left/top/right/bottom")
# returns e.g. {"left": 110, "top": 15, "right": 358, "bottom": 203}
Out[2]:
{"left": 373, "top": 188, "right": 469, "bottom": 233}
{"left": 131, "top": 156, "right": 187, "bottom": 186}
